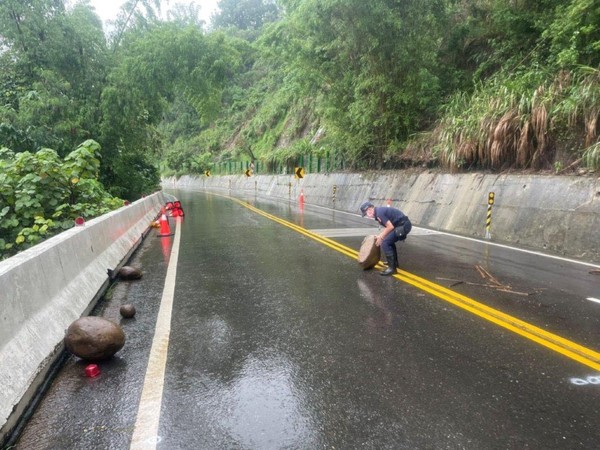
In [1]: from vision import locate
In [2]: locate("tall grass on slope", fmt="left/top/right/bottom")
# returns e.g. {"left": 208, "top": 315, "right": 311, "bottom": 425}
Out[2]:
{"left": 583, "top": 142, "right": 600, "bottom": 170}
{"left": 432, "top": 67, "right": 599, "bottom": 172}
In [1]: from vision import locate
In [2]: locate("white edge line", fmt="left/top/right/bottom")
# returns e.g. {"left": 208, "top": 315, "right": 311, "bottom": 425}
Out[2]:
{"left": 587, "top": 297, "right": 600, "bottom": 304}
{"left": 130, "top": 221, "right": 181, "bottom": 450}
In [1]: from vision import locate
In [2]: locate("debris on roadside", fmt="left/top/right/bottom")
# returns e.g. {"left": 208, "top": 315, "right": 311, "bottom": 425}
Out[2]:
{"left": 436, "top": 265, "right": 543, "bottom": 297}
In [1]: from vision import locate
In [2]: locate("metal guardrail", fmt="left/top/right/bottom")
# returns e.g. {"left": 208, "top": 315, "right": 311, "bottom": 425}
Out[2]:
{"left": 212, "top": 153, "right": 345, "bottom": 176}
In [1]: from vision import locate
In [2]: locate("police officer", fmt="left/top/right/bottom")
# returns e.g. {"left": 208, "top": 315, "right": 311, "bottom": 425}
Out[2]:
{"left": 360, "top": 201, "right": 412, "bottom": 276}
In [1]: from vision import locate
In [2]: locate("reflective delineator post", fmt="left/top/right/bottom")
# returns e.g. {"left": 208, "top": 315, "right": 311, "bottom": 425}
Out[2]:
{"left": 332, "top": 185, "right": 337, "bottom": 208}
{"left": 485, "top": 192, "right": 495, "bottom": 239}
{"left": 85, "top": 364, "right": 100, "bottom": 378}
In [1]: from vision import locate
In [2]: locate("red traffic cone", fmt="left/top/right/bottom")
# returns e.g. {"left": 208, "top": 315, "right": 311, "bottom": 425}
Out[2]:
{"left": 158, "top": 213, "right": 172, "bottom": 237}
{"left": 174, "top": 201, "right": 184, "bottom": 217}
{"left": 299, "top": 190, "right": 305, "bottom": 207}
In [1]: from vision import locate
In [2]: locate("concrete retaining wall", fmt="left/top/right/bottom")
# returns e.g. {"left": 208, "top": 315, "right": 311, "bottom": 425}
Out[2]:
{"left": 0, "top": 192, "right": 165, "bottom": 442}
{"left": 166, "top": 171, "right": 600, "bottom": 263}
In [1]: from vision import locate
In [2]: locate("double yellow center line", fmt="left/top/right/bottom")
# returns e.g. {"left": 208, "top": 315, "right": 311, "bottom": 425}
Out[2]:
{"left": 237, "top": 198, "right": 600, "bottom": 372}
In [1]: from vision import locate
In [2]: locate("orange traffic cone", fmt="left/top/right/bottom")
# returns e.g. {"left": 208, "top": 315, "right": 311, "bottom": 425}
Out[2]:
{"left": 299, "top": 189, "right": 305, "bottom": 207}
{"left": 158, "top": 212, "right": 172, "bottom": 237}
{"left": 171, "top": 201, "right": 184, "bottom": 217}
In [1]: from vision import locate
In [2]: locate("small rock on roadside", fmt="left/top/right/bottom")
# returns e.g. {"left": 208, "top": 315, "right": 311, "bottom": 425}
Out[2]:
{"left": 120, "top": 304, "right": 136, "bottom": 318}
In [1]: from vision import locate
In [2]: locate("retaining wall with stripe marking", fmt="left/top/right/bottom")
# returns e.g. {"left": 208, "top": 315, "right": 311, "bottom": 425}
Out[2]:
{"left": 0, "top": 192, "right": 165, "bottom": 443}
{"left": 165, "top": 172, "right": 600, "bottom": 263}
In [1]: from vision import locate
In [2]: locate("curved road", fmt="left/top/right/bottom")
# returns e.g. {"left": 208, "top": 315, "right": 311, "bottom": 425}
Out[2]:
{"left": 12, "top": 188, "right": 600, "bottom": 449}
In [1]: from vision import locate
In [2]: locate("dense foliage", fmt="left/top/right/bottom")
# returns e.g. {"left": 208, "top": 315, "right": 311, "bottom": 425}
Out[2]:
{"left": 0, "top": 139, "right": 124, "bottom": 258}
{"left": 0, "top": 0, "right": 599, "bottom": 256}
{"left": 199, "top": 0, "right": 599, "bottom": 172}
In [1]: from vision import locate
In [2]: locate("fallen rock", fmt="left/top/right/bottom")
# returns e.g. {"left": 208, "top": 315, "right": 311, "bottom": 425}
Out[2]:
{"left": 120, "top": 304, "right": 136, "bottom": 318}
{"left": 108, "top": 266, "right": 143, "bottom": 281}
{"left": 118, "top": 266, "right": 143, "bottom": 280}
{"left": 357, "top": 235, "right": 381, "bottom": 270}
{"left": 64, "top": 317, "right": 125, "bottom": 361}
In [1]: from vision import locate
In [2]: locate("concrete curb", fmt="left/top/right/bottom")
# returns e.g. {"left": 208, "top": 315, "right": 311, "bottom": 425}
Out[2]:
{"left": 0, "top": 192, "right": 165, "bottom": 442}
{"left": 164, "top": 171, "right": 600, "bottom": 263}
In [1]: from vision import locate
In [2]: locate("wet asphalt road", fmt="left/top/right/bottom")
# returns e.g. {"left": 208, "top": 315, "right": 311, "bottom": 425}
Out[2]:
{"left": 11, "top": 189, "right": 600, "bottom": 449}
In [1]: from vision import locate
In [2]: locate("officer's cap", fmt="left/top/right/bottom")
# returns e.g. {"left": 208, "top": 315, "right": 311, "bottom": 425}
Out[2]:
{"left": 360, "top": 201, "right": 374, "bottom": 217}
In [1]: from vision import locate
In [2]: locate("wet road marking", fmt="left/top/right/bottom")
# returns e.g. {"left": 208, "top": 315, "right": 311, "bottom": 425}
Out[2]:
{"left": 234, "top": 197, "right": 600, "bottom": 372}
{"left": 130, "top": 220, "right": 181, "bottom": 450}
{"left": 429, "top": 230, "right": 600, "bottom": 269}
{"left": 309, "top": 227, "right": 377, "bottom": 237}
{"left": 570, "top": 375, "right": 600, "bottom": 385}
{"left": 587, "top": 297, "right": 600, "bottom": 304}
{"left": 310, "top": 227, "right": 435, "bottom": 238}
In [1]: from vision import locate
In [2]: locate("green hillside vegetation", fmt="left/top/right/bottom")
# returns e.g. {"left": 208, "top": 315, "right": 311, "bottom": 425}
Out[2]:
{"left": 0, "top": 0, "right": 598, "bottom": 257}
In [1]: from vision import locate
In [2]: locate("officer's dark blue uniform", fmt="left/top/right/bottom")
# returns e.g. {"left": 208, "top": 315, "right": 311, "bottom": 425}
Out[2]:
{"left": 360, "top": 201, "right": 412, "bottom": 275}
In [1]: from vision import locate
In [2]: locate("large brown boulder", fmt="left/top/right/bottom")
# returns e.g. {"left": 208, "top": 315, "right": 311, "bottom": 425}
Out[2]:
{"left": 64, "top": 317, "right": 125, "bottom": 361}
{"left": 357, "top": 235, "right": 381, "bottom": 270}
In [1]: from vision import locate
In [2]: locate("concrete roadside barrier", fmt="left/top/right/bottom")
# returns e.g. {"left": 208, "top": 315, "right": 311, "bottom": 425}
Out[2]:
{"left": 0, "top": 192, "right": 165, "bottom": 442}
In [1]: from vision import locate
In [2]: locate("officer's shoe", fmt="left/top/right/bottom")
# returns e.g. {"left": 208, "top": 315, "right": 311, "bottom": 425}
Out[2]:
{"left": 380, "top": 266, "right": 397, "bottom": 276}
